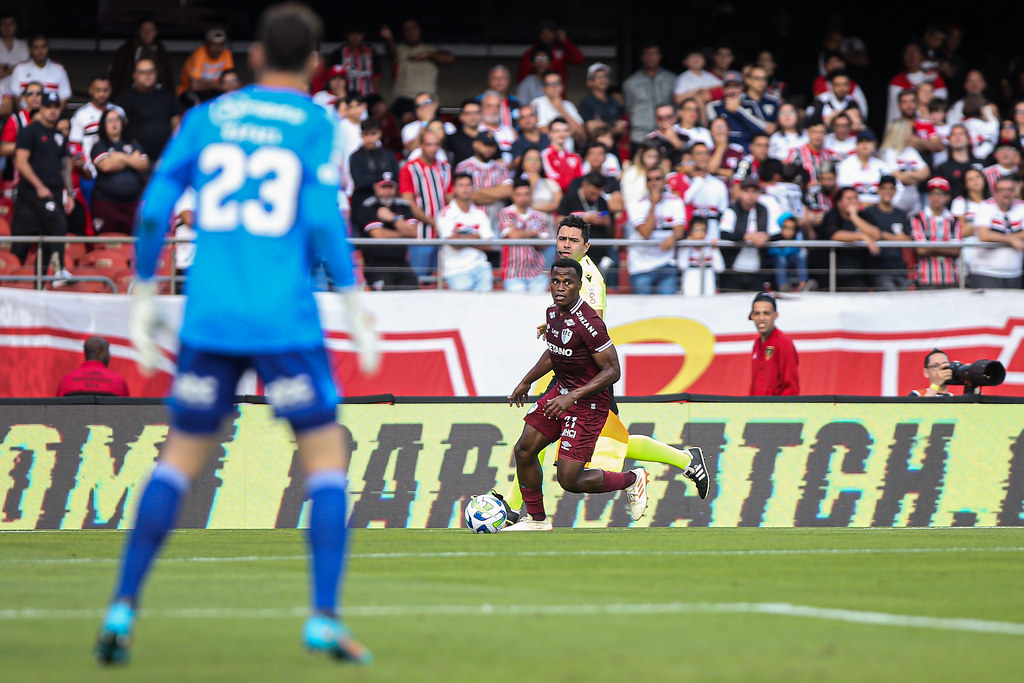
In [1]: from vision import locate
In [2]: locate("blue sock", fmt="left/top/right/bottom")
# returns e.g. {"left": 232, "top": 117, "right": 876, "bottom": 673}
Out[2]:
{"left": 114, "top": 463, "right": 190, "bottom": 605}
{"left": 305, "top": 470, "right": 350, "bottom": 616}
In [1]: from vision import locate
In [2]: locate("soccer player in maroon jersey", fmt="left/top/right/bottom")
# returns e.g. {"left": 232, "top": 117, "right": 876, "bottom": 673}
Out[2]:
{"left": 504, "top": 257, "right": 647, "bottom": 530}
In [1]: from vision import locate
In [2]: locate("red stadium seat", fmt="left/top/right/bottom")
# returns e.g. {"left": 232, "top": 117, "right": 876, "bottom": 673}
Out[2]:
{"left": 0, "top": 265, "right": 38, "bottom": 289}
{"left": 79, "top": 248, "right": 130, "bottom": 270}
{"left": 50, "top": 266, "right": 118, "bottom": 293}
{"left": 0, "top": 247, "right": 21, "bottom": 268}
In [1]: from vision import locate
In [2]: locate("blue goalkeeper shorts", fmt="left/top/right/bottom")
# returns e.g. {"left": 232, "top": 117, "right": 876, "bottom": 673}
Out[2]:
{"left": 168, "top": 343, "right": 340, "bottom": 435}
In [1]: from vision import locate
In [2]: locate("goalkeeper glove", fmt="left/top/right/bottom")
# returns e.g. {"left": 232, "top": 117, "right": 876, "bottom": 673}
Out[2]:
{"left": 341, "top": 290, "right": 380, "bottom": 375}
{"left": 129, "top": 280, "right": 164, "bottom": 376}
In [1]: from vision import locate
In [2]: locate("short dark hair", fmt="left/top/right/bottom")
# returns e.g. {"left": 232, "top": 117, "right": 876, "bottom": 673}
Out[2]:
{"left": 452, "top": 171, "right": 474, "bottom": 186}
{"left": 360, "top": 118, "right": 381, "bottom": 133}
{"left": 924, "top": 348, "right": 948, "bottom": 367}
{"left": 257, "top": 2, "right": 323, "bottom": 72}
{"left": 558, "top": 214, "right": 590, "bottom": 242}
{"left": 512, "top": 177, "right": 531, "bottom": 191}
{"left": 760, "top": 158, "right": 783, "bottom": 181}
{"left": 582, "top": 170, "right": 605, "bottom": 188}
{"left": 460, "top": 97, "right": 480, "bottom": 112}
{"left": 826, "top": 68, "right": 849, "bottom": 82}
{"left": 551, "top": 256, "right": 582, "bottom": 281}
{"left": 548, "top": 116, "right": 569, "bottom": 130}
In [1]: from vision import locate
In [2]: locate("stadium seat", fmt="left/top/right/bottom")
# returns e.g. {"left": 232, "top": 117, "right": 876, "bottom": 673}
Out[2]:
{"left": 0, "top": 247, "right": 20, "bottom": 268}
{"left": 113, "top": 267, "right": 135, "bottom": 294}
{"left": 65, "top": 239, "right": 88, "bottom": 268}
{"left": 79, "top": 248, "right": 130, "bottom": 270}
{"left": 92, "top": 232, "right": 136, "bottom": 265}
{"left": 49, "top": 266, "right": 119, "bottom": 293}
{"left": 0, "top": 265, "right": 38, "bottom": 289}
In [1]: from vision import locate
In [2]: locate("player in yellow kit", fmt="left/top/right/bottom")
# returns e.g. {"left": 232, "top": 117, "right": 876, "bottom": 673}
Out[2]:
{"left": 500, "top": 214, "right": 709, "bottom": 524}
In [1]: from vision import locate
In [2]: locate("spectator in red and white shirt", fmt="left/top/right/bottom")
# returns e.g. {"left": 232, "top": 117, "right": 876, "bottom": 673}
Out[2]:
{"left": 824, "top": 112, "right": 857, "bottom": 160}
{"left": 455, "top": 132, "right": 512, "bottom": 232}
{"left": 0, "top": 79, "right": 41, "bottom": 179}
{"left": 500, "top": 178, "right": 551, "bottom": 292}
{"left": 811, "top": 53, "right": 869, "bottom": 115}
{"left": 786, "top": 118, "right": 838, "bottom": 187}
{"left": 910, "top": 177, "right": 961, "bottom": 287}
{"left": 969, "top": 175, "right": 1024, "bottom": 289}
{"left": 4, "top": 35, "right": 71, "bottom": 113}
{"left": 541, "top": 117, "right": 582, "bottom": 193}
{"left": 325, "top": 25, "right": 380, "bottom": 97}
{"left": 399, "top": 129, "right": 452, "bottom": 277}
{"left": 806, "top": 69, "right": 865, "bottom": 125}
{"left": 837, "top": 128, "right": 894, "bottom": 206}
{"left": 887, "top": 42, "right": 948, "bottom": 123}
{"left": 983, "top": 140, "right": 1021, "bottom": 194}
{"left": 68, "top": 75, "right": 126, "bottom": 180}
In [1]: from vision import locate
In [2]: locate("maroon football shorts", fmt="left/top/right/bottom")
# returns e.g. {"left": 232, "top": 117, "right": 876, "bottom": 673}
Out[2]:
{"left": 523, "top": 386, "right": 609, "bottom": 463}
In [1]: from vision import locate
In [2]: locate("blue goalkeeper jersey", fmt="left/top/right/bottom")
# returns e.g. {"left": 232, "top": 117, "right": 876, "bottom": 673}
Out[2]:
{"left": 135, "top": 84, "right": 355, "bottom": 353}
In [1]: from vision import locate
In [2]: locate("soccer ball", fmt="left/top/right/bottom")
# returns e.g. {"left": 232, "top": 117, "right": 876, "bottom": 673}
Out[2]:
{"left": 464, "top": 494, "right": 508, "bottom": 533}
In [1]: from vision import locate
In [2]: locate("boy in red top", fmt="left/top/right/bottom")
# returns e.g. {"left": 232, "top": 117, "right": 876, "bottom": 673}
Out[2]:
{"left": 749, "top": 292, "right": 799, "bottom": 396}
{"left": 56, "top": 336, "right": 129, "bottom": 397}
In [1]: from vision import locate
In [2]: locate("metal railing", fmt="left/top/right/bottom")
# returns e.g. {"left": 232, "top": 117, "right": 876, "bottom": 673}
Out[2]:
{"left": 0, "top": 234, "right": 1005, "bottom": 294}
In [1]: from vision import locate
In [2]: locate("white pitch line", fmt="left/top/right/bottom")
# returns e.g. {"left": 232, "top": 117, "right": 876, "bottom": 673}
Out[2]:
{"left": 1, "top": 602, "right": 1022, "bottom": 637}
{"left": 2, "top": 545, "right": 1023, "bottom": 565}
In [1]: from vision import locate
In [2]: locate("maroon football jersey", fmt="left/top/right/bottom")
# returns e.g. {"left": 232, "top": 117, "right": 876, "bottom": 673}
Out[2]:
{"left": 544, "top": 297, "right": 614, "bottom": 408}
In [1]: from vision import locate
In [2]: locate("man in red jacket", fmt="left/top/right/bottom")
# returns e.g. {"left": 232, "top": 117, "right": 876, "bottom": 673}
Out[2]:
{"left": 56, "top": 336, "right": 129, "bottom": 397}
{"left": 749, "top": 292, "right": 799, "bottom": 396}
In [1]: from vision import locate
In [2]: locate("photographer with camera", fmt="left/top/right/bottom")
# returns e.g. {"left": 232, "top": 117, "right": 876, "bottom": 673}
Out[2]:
{"left": 909, "top": 348, "right": 1007, "bottom": 396}
{"left": 909, "top": 348, "right": 955, "bottom": 397}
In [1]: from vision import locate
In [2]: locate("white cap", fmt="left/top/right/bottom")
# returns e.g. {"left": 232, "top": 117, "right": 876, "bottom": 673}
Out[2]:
{"left": 587, "top": 62, "right": 612, "bottom": 79}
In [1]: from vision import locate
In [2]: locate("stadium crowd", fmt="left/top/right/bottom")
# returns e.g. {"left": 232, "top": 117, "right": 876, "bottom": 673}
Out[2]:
{"left": 1, "top": 15, "right": 1023, "bottom": 294}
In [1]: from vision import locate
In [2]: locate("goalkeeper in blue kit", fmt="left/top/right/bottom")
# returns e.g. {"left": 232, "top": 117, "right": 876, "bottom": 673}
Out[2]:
{"left": 95, "top": 3, "right": 376, "bottom": 665}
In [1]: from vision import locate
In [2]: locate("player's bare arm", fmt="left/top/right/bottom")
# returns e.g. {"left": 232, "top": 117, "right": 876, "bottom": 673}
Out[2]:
{"left": 509, "top": 352, "right": 553, "bottom": 407}
{"left": 542, "top": 345, "right": 620, "bottom": 418}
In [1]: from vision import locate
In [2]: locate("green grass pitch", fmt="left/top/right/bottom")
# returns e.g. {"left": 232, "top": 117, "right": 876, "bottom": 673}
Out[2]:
{"left": 1, "top": 527, "right": 1023, "bottom": 682}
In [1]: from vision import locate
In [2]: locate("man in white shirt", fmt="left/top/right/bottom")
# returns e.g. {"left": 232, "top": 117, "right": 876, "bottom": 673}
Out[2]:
{"left": 971, "top": 175, "right": 1024, "bottom": 288}
{"left": 673, "top": 50, "right": 720, "bottom": 112}
{"left": 5, "top": 35, "right": 71, "bottom": 112}
{"left": 626, "top": 167, "right": 686, "bottom": 294}
{"left": 683, "top": 142, "right": 729, "bottom": 238}
{"left": 435, "top": 172, "right": 495, "bottom": 290}
{"left": 837, "top": 129, "right": 893, "bottom": 205}
{"left": 68, "top": 75, "right": 126, "bottom": 180}
{"left": 531, "top": 70, "right": 584, "bottom": 141}
{"left": 0, "top": 14, "right": 28, "bottom": 110}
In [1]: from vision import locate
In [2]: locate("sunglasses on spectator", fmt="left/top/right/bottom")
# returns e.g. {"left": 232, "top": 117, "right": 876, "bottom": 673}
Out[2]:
{"left": 416, "top": 99, "right": 433, "bottom": 107}
{"left": 647, "top": 174, "right": 665, "bottom": 181}
{"left": 23, "top": 90, "right": 44, "bottom": 96}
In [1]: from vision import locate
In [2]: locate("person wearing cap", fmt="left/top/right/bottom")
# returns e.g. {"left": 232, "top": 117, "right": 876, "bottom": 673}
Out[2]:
{"left": 354, "top": 170, "right": 419, "bottom": 291}
{"left": 325, "top": 24, "right": 379, "bottom": 97}
{"left": 718, "top": 173, "right": 781, "bottom": 291}
{"left": 909, "top": 176, "right": 961, "bottom": 288}
{"left": 765, "top": 211, "right": 808, "bottom": 292}
{"left": 982, "top": 139, "right": 1020, "bottom": 194}
{"left": 516, "top": 20, "right": 584, "bottom": 87}
{"left": 969, "top": 174, "right": 1024, "bottom": 288}
{"left": 673, "top": 50, "right": 720, "bottom": 112}
{"left": 177, "top": 27, "right": 234, "bottom": 102}
{"left": 749, "top": 292, "right": 799, "bottom": 396}
{"left": 836, "top": 128, "right": 894, "bottom": 205}
{"left": 11, "top": 90, "right": 75, "bottom": 283}
{"left": 5, "top": 35, "right": 71, "bottom": 114}
{"left": 860, "top": 174, "right": 912, "bottom": 290}
{"left": 622, "top": 42, "right": 676, "bottom": 153}
{"left": 579, "top": 62, "right": 625, "bottom": 141}
{"left": 704, "top": 69, "right": 751, "bottom": 149}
